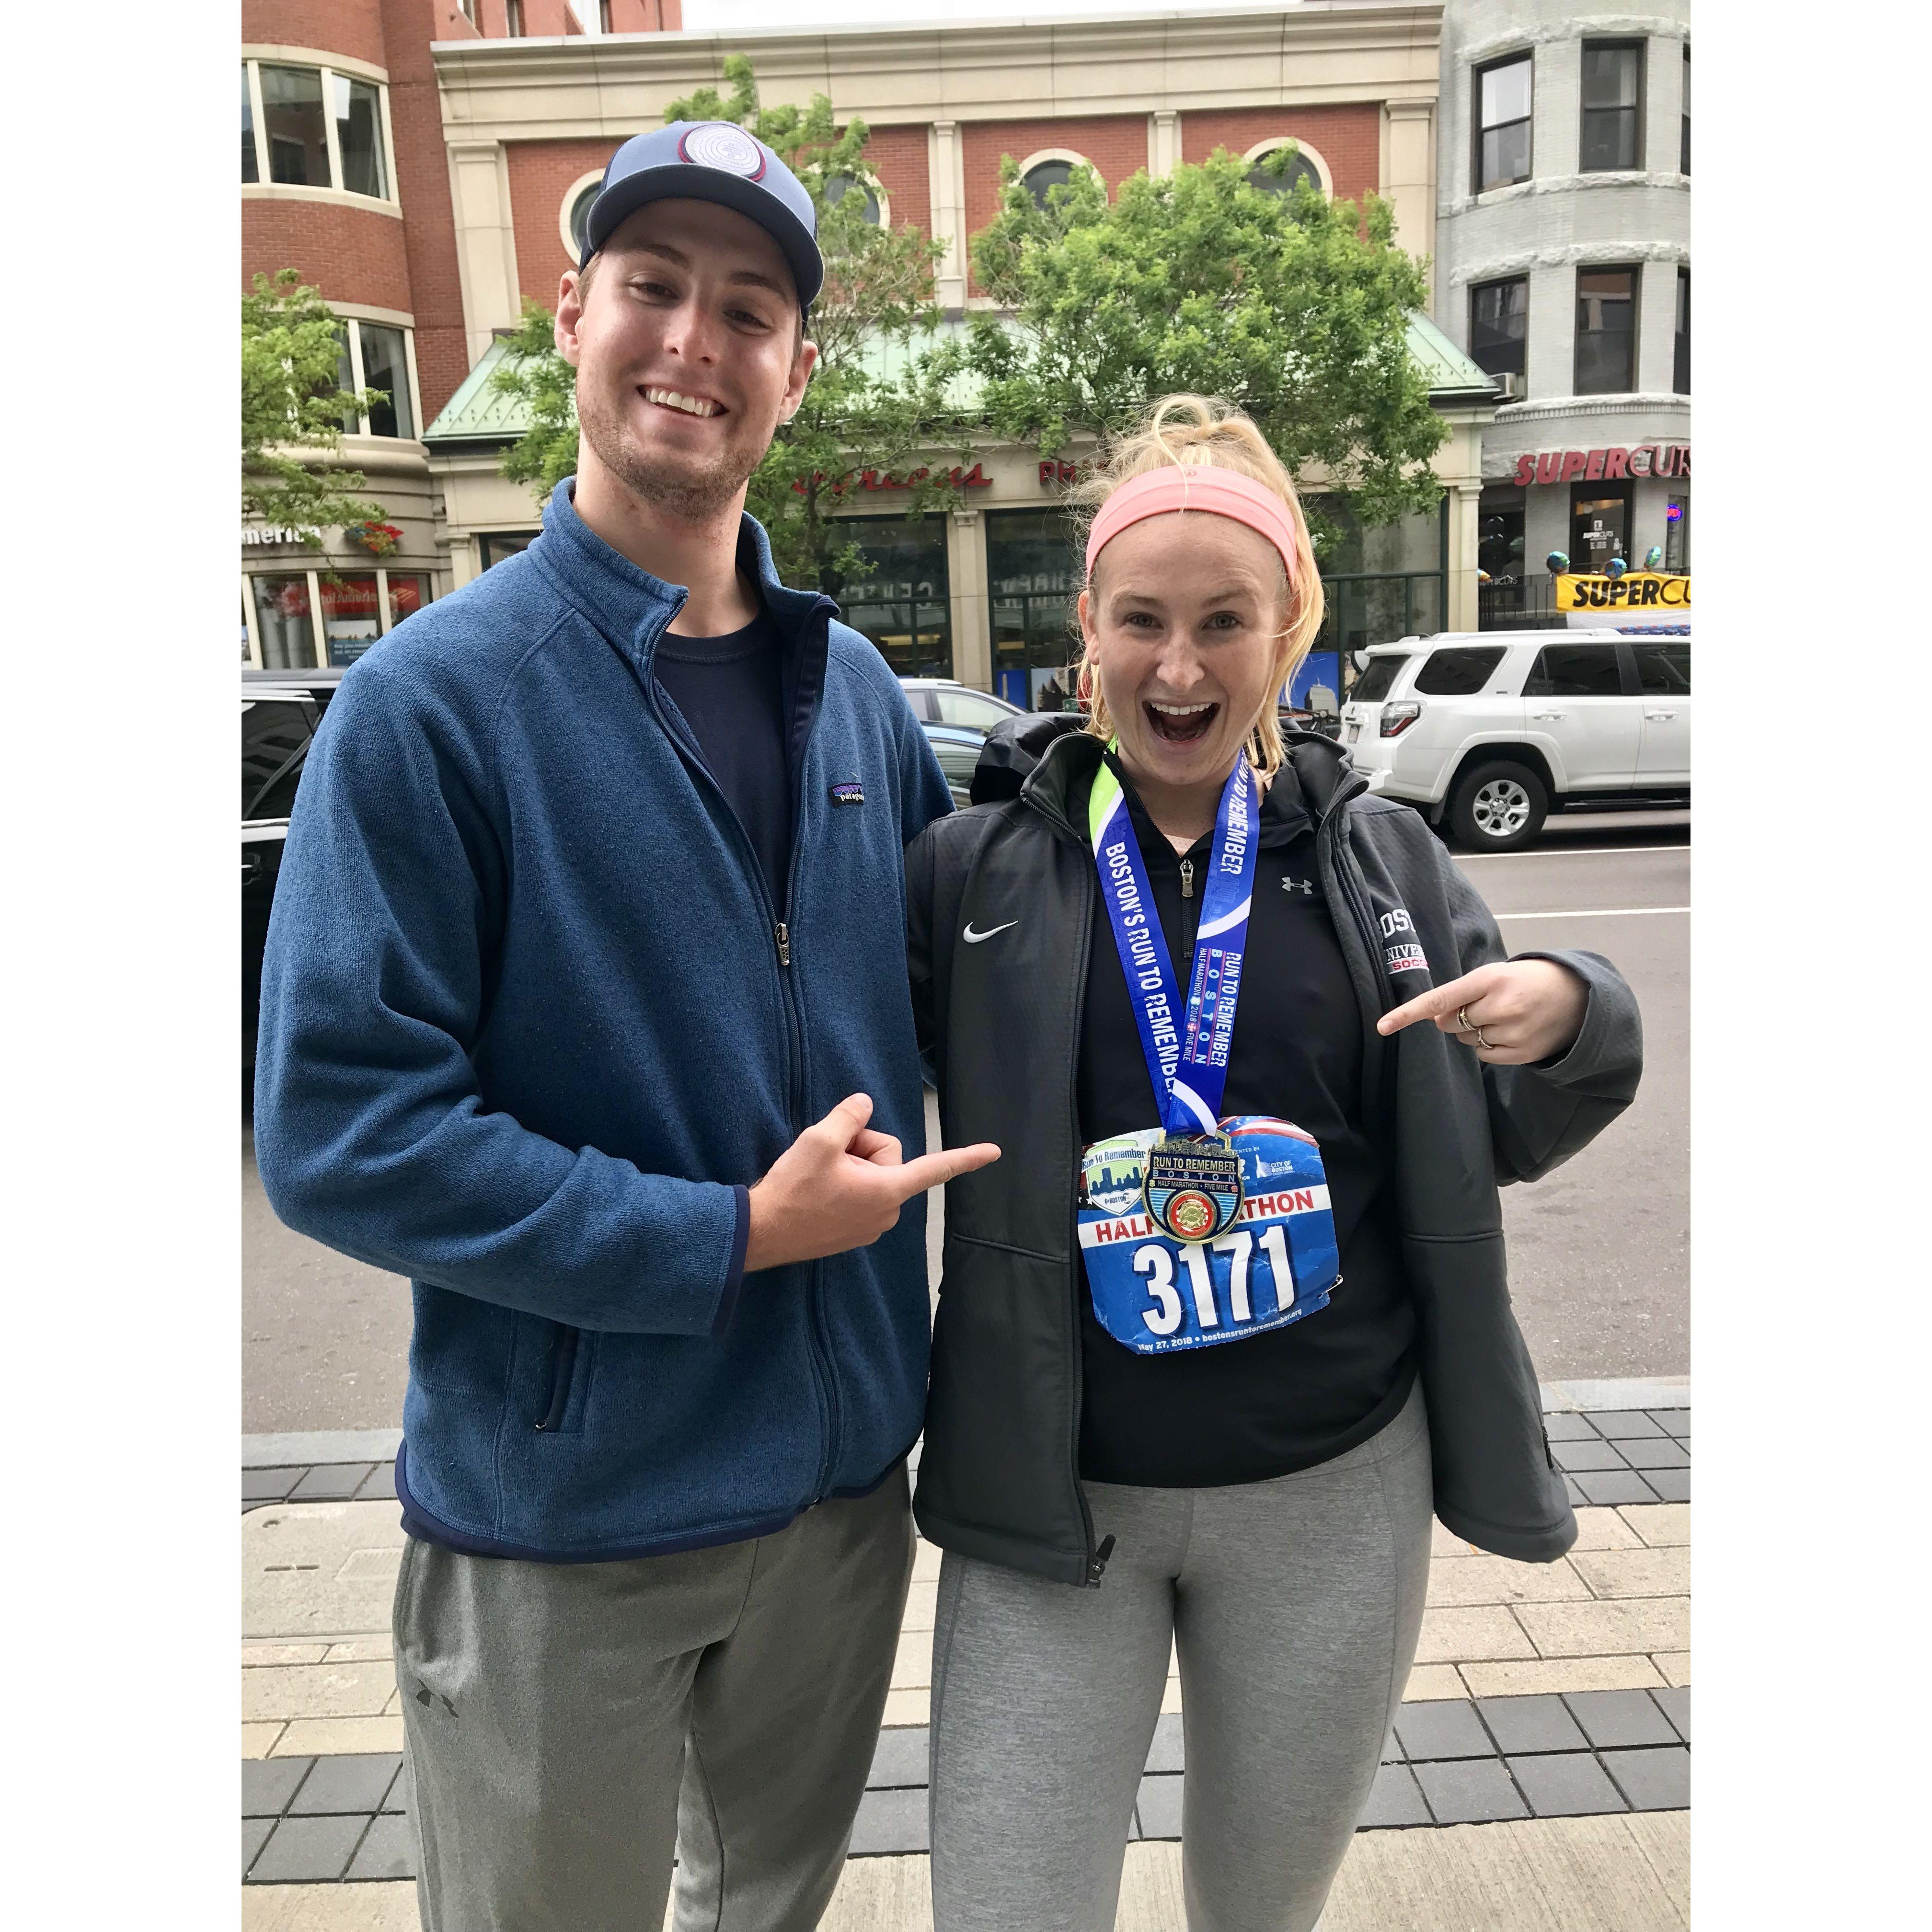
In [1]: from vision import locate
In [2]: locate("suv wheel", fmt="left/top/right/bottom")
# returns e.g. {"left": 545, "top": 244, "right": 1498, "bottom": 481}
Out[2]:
{"left": 1447, "top": 761, "right": 1548, "bottom": 852}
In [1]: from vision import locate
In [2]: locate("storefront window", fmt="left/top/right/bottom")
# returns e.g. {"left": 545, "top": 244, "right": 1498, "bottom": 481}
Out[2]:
{"left": 320, "top": 573, "right": 383, "bottom": 666}
{"left": 251, "top": 574, "right": 316, "bottom": 671}
{"left": 260, "top": 66, "right": 330, "bottom": 187}
{"left": 481, "top": 530, "right": 539, "bottom": 569}
{"left": 833, "top": 517, "right": 952, "bottom": 680}
{"left": 1477, "top": 491, "right": 1528, "bottom": 622}
{"left": 1665, "top": 495, "right": 1690, "bottom": 572}
{"left": 1572, "top": 489, "right": 1632, "bottom": 571}
{"left": 387, "top": 574, "right": 430, "bottom": 628}
{"left": 1307, "top": 499, "right": 1447, "bottom": 696}
{"left": 332, "top": 73, "right": 388, "bottom": 199}
{"left": 986, "top": 509, "right": 1079, "bottom": 709}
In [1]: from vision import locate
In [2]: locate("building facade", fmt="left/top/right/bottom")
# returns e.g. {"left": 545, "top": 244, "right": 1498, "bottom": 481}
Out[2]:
{"left": 1431, "top": 0, "right": 1690, "bottom": 622}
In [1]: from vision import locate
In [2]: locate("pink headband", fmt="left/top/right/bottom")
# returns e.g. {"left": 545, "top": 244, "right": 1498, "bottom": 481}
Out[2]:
{"left": 1084, "top": 464, "right": 1299, "bottom": 586}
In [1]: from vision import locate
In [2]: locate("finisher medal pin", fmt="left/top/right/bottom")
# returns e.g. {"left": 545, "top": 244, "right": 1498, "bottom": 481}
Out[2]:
{"left": 1143, "top": 1132, "right": 1244, "bottom": 1243}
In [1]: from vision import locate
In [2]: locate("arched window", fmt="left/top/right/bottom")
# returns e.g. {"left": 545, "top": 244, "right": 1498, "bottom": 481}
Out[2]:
{"left": 1242, "top": 138, "right": 1334, "bottom": 200}
{"left": 823, "top": 173, "right": 885, "bottom": 225}
{"left": 1015, "top": 151, "right": 1100, "bottom": 212}
{"left": 561, "top": 172, "right": 604, "bottom": 261}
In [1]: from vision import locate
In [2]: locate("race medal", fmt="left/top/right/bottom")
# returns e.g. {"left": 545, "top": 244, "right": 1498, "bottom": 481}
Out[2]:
{"left": 1143, "top": 1132, "right": 1243, "bottom": 1242}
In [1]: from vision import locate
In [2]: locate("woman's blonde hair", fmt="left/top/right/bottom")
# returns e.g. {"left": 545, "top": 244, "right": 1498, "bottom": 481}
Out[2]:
{"left": 1070, "top": 395, "right": 1324, "bottom": 780}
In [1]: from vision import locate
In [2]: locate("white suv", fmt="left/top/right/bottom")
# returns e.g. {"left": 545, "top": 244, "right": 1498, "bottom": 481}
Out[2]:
{"left": 1340, "top": 630, "right": 1690, "bottom": 851}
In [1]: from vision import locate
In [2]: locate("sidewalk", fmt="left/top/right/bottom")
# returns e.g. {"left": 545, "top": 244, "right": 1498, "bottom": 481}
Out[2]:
{"left": 241, "top": 1380, "right": 1688, "bottom": 1929}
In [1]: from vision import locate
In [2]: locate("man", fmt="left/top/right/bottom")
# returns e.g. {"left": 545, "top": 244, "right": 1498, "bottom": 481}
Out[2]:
{"left": 254, "top": 121, "right": 997, "bottom": 1932}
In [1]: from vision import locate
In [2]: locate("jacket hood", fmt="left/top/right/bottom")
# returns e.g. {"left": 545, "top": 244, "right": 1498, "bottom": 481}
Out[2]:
{"left": 971, "top": 711, "right": 1364, "bottom": 837}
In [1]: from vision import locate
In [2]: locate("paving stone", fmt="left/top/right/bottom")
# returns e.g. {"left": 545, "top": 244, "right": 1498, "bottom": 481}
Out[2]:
{"left": 322, "top": 1637, "right": 394, "bottom": 1664}
{"left": 1358, "top": 1763, "right": 1431, "bottom": 1828}
{"left": 1618, "top": 1503, "right": 1689, "bottom": 1547}
{"left": 356, "top": 1463, "right": 399, "bottom": 1501}
{"left": 866, "top": 1727, "right": 929, "bottom": 1790}
{"left": 902, "top": 1578, "right": 938, "bottom": 1633}
{"left": 1460, "top": 1656, "right": 1664, "bottom": 1699}
{"left": 1379, "top": 1724, "right": 1403, "bottom": 1763}
{"left": 1603, "top": 1745, "right": 1690, "bottom": 1811}
{"left": 1585, "top": 1411, "right": 1663, "bottom": 1439}
{"left": 889, "top": 1626, "right": 931, "bottom": 1691}
{"left": 1651, "top": 1686, "right": 1690, "bottom": 1741}
{"left": 1473, "top": 1694, "right": 1587, "bottom": 1757}
{"left": 246, "top": 1814, "right": 369, "bottom": 1884}
{"left": 1426, "top": 1554, "right": 1590, "bottom": 1606}
{"left": 1145, "top": 1714, "right": 1184, "bottom": 1774}
{"left": 1506, "top": 1752, "right": 1627, "bottom": 1818}
{"left": 1615, "top": 1438, "right": 1689, "bottom": 1470}
{"left": 288, "top": 1752, "right": 403, "bottom": 1816}
{"left": 288, "top": 1463, "right": 377, "bottom": 1502}
{"left": 1647, "top": 1409, "right": 1689, "bottom": 1436}
{"left": 244, "top": 1643, "right": 331, "bottom": 1668}
{"left": 1644, "top": 1468, "right": 1691, "bottom": 1503}
{"left": 1540, "top": 1411, "right": 1602, "bottom": 1441}
{"left": 1564, "top": 1689, "right": 1680, "bottom": 1749}
{"left": 242, "top": 1816, "right": 275, "bottom": 1876}
{"left": 881, "top": 1688, "right": 930, "bottom": 1729}
{"left": 241, "top": 1723, "right": 286, "bottom": 1760}
{"left": 244, "top": 1468, "right": 304, "bottom": 1504}
{"left": 1550, "top": 1438, "right": 1630, "bottom": 1473}
{"left": 1392, "top": 1699, "right": 1492, "bottom": 1761}
{"left": 1137, "top": 1773, "right": 1184, "bottom": 1840}
{"left": 243, "top": 1755, "right": 315, "bottom": 1817}
{"left": 1654, "top": 1653, "right": 1692, "bottom": 1688}
{"left": 1569, "top": 1509, "right": 1643, "bottom": 1551}
{"left": 1402, "top": 1664, "right": 1465, "bottom": 1701}
{"left": 1572, "top": 1471, "right": 1660, "bottom": 1507}
{"left": 847, "top": 1787, "right": 929, "bottom": 1856}
{"left": 1563, "top": 1476, "right": 1586, "bottom": 1505}
{"left": 1414, "top": 1606, "right": 1537, "bottom": 1664}
{"left": 1411, "top": 1757, "right": 1528, "bottom": 1825}
{"left": 243, "top": 1661, "right": 399, "bottom": 1723}
{"left": 345, "top": 1812, "right": 417, "bottom": 1881}
{"left": 1518, "top": 1598, "right": 1690, "bottom": 1659}
{"left": 1568, "top": 1546, "right": 1690, "bottom": 1601}
{"left": 273, "top": 1715, "right": 407, "bottom": 1757}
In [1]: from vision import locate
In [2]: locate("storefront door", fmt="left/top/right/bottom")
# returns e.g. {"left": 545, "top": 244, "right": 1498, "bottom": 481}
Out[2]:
{"left": 1572, "top": 488, "right": 1632, "bottom": 572}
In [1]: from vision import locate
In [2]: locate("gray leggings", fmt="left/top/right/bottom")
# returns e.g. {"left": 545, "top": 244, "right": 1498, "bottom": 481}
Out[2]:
{"left": 928, "top": 1383, "right": 1431, "bottom": 1932}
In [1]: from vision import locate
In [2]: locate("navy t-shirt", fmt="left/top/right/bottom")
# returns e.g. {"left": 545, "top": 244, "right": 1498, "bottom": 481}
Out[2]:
{"left": 654, "top": 608, "right": 793, "bottom": 913}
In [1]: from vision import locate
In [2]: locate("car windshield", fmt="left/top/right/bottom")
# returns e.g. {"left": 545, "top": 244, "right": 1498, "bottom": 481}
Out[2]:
{"left": 1349, "top": 655, "right": 1409, "bottom": 703}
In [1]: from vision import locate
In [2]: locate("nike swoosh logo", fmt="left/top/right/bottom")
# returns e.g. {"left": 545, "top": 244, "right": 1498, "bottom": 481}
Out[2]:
{"left": 962, "top": 921, "right": 1018, "bottom": 944}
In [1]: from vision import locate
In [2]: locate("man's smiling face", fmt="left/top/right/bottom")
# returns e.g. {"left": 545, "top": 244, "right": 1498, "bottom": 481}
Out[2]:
{"left": 556, "top": 197, "right": 816, "bottom": 521}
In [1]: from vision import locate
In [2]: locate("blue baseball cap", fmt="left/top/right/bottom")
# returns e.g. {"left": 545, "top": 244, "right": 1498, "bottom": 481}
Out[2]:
{"left": 579, "top": 121, "right": 824, "bottom": 312}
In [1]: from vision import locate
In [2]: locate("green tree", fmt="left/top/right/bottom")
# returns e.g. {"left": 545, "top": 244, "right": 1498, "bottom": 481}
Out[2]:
{"left": 492, "top": 54, "right": 968, "bottom": 598}
{"left": 242, "top": 270, "right": 387, "bottom": 544}
{"left": 965, "top": 149, "right": 1446, "bottom": 556}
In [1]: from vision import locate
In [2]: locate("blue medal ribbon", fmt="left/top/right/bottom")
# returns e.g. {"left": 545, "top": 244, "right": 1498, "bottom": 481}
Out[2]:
{"left": 1088, "top": 748, "right": 1258, "bottom": 1135}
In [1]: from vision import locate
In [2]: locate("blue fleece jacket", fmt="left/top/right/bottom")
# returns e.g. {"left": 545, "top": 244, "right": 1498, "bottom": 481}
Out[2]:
{"left": 253, "top": 484, "right": 954, "bottom": 1560}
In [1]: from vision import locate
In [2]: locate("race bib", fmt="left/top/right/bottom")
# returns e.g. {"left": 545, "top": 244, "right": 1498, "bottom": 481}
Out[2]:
{"left": 1077, "top": 1116, "right": 1340, "bottom": 1355}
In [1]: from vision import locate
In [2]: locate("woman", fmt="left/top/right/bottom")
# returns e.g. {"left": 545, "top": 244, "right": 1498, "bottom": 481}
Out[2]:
{"left": 905, "top": 397, "right": 1641, "bottom": 1932}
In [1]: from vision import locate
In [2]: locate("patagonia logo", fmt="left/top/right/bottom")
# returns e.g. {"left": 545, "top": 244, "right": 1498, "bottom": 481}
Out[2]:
{"left": 829, "top": 782, "right": 865, "bottom": 806}
{"left": 1385, "top": 943, "right": 1430, "bottom": 975}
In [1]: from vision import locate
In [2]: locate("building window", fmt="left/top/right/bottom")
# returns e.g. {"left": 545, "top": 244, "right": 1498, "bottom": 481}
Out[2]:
{"left": 1476, "top": 488, "right": 1527, "bottom": 623}
{"left": 1310, "top": 498, "right": 1448, "bottom": 695}
{"left": 1674, "top": 270, "right": 1690, "bottom": 395}
{"left": 1468, "top": 276, "right": 1529, "bottom": 384}
{"left": 1473, "top": 55, "right": 1533, "bottom": 192}
{"left": 1571, "top": 487, "right": 1632, "bottom": 573}
{"left": 1021, "top": 158, "right": 1089, "bottom": 210}
{"left": 834, "top": 518, "right": 953, "bottom": 680}
{"left": 250, "top": 574, "right": 316, "bottom": 671}
{"left": 337, "top": 318, "right": 418, "bottom": 439}
{"left": 321, "top": 574, "right": 384, "bottom": 667}
{"left": 243, "top": 59, "right": 393, "bottom": 201}
{"left": 1680, "top": 46, "right": 1690, "bottom": 173}
{"left": 1665, "top": 495, "right": 1689, "bottom": 572}
{"left": 1575, "top": 266, "right": 1638, "bottom": 394}
{"left": 566, "top": 180, "right": 601, "bottom": 259}
{"left": 480, "top": 531, "right": 539, "bottom": 569}
{"left": 506, "top": 0, "right": 524, "bottom": 33}
{"left": 332, "top": 73, "right": 388, "bottom": 199}
{"left": 599, "top": 0, "right": 614, "bottom": 30}
{"left": 244, "top": 567, "right": 434, "bottom": 670}
{"left": 1247, "top": 149, "right": 1322, "bottom": 198}
{"left": 824, "top": 174, "right": 884, "bottom": 225}
{"left": 986, "top": 509, "right": 1079, "bottom": 709}
{"left": 1580, "top": 42, "right": 1644, "bottom": 172}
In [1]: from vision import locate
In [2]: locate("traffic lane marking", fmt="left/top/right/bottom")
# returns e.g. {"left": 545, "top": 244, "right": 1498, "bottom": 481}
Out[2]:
{"left": 1494, "top": 907, "right": 1689, "bottom": 920}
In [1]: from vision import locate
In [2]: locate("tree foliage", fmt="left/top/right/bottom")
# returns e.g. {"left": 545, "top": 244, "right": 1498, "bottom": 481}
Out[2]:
{"left": 242, "top": 270, "right": 387, "bottom": 543}
{"left": 492, "top": 54, "right": 968, "bottom": 598}
{"left": 965, "top": 149, "right": 1446, "bottom": 553}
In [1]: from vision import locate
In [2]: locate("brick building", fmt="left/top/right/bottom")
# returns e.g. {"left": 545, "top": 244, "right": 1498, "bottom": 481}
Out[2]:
{"left": 244, "top": 3, "right": 1501, "bottom": 702}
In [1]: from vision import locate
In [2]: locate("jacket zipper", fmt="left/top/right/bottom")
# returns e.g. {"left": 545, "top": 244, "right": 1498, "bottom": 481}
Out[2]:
{"left": 640, "top": 598, "right": 838, "bottom": 1496}
{"left": 534, "top": 1324, "right": 580, "bottom": 1432}
{"left": 1178, "top": 858, "right": 1195, "bottom": 899}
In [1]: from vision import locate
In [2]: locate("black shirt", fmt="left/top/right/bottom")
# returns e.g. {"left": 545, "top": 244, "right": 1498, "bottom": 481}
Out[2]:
{"left": 1075, "top": 761, "right": 1415, "bottom": 1487}
{"left": 654, "top": 608, "right": 793, "bottom": 912}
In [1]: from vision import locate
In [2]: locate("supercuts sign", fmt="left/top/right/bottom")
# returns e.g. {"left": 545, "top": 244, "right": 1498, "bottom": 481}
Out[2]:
{"left": 1556, "top": 572, "right": 1691, "bottom": 611}
{"left": 1512, "top": 444, "right": 1690, "bottom": 487}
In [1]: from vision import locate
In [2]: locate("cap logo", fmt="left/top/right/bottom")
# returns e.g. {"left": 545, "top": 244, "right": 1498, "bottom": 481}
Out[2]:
{"left": 677, "top": 123, "right": 767, "bottom": 181}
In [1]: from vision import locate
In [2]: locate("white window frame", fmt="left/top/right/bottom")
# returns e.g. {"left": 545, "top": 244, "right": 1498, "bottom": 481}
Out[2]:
{"left": 559, "top": 169, "right": 607, "bottom": 262}
{"left": 242, "top": 53, "right": 399, "bottom": 210}
{"left": 825, "top": 172, "right": 892, "bottom": 228}
{"left": 244, "top": 61, "right": 269, "bottom": 184}
{"left": 1013, "top": 149, "right": 1104, "bottom": 204}
{"left": 334, "top": 309, "right": 422, "bottom": 442}
{"left": 1241, "top": 136, "right": 1334, "bottom": 198}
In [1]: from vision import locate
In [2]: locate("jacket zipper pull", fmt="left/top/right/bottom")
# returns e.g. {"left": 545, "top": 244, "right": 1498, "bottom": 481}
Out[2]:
{"left": 1179, "top": 860, "right": 1195, "bottom": 899}
{"left": 775, "top": 922, "right": 791, "bottom": 967}
{"left": 1086, "top": 1533, "right": 1116, "bottom": 1587}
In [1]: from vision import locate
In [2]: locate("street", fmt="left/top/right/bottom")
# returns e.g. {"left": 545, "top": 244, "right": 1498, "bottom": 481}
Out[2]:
{"left": 243, "top": 815, "right": 1688, "bottom": 1433}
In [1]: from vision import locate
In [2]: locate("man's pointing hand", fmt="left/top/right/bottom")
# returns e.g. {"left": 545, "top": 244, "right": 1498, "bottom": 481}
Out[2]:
{"left": 744, "top": 1093, "right": 1000, "bottom": 1273}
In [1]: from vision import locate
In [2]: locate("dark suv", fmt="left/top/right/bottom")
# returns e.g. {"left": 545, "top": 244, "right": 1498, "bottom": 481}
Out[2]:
{"left": 243, "top": 669, "right": 343, "bottom": 1075}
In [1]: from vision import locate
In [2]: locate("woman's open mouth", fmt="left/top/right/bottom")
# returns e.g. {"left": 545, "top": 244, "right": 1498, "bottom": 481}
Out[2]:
{"left": 1144, "top": 700, "right": 1219, "bottom": 744}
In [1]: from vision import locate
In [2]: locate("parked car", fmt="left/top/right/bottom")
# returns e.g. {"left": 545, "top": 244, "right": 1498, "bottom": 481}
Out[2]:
{"left": 1340, "top": 630, "right": 1690, "bottom": 851}
{"left": 921, "top": 723, "right": 989, "bottom": 808}
{"left": 243, "top": 669, "right": 344, "bottom": 1076}
{"left": 898, "top": 678, "right": 1027, "bottom": 735}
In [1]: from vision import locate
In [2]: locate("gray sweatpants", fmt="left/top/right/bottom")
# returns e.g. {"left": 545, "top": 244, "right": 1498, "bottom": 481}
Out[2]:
{"left": 393, "top": 1464, "right": 914, "bottom": 1932}
{"left": 928, "top": 1385, "right": 1431, "bottom": 1932}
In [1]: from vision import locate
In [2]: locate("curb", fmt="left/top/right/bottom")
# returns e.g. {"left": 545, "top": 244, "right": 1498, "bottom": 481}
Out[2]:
{"left": 242, "top": 1381, "right": 1687, "bottom": 1470}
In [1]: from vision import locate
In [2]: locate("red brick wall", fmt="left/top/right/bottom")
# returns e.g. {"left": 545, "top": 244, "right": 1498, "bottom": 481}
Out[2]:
{"left": 1181, "top": 104, "right": 1382, "bottom": 205}
{"left": 507, "top": 138, "right": 618, "bottom": 302}
{"left": 862, "top": 124, "right": 931, "bottom": 239}
{"left": 242, "top": 0, "right": 390, "bottom": 66}
{"left": 962, "top": 115, "right": 1146, "bottom": 293}
{"left": 243, "top": 200, "right": 415, "bottom": 311}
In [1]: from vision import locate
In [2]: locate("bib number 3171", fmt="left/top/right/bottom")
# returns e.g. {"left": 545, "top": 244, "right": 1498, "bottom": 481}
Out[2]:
{"left": 1131, "top": 1227, "right": 1296, "bottom": 1336}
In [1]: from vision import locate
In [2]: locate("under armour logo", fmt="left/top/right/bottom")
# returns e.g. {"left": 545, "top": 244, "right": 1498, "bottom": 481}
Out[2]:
{"left": 1282, "top": 877, "right": 1315, "bottom": 897}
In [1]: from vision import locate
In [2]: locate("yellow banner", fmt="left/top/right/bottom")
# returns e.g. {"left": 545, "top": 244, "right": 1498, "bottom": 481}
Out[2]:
{"left": 1556, "top": 572, "right": 1690, "bottom": 613}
